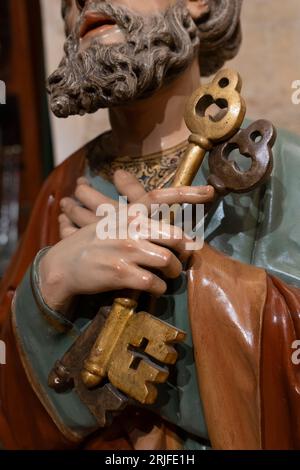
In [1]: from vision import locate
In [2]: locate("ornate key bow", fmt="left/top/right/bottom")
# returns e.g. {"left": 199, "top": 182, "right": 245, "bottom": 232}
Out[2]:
{"left": 48, "top": 69, "right": 276, "bottom": 427}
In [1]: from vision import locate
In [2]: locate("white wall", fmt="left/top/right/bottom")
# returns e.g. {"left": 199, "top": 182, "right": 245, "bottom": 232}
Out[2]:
{"left": 40, "top": 0, "right": 110, "bottom": 165}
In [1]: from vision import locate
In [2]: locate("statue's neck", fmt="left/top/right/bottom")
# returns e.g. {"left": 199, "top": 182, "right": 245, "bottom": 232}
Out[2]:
{"left": 108, "top": 59, "right": 201, "bottom": 158}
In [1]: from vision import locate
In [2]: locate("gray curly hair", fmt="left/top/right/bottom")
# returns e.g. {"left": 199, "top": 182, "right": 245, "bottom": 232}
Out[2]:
{"left": 197, "top": 0, "right": 243, "bottom": 76}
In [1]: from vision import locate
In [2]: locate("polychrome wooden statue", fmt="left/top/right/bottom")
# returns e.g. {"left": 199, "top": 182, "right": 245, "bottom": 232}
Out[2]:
{"left": 1, "top": 0, "right": 300, "bottom": 450}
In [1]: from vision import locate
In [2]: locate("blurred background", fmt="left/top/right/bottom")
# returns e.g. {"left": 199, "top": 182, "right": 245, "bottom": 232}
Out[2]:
{"left": 0, "top": 0, "right": 299, "bottom": 275}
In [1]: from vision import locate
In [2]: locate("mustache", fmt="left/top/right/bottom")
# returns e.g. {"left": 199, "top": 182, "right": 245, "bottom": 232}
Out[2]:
{"left": 74, "top": 1, "right": 150, "bottom": 45}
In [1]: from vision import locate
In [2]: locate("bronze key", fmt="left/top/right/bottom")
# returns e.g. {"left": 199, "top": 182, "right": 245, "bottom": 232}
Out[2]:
{"left": 208, "top": 119, "right": 276, "bottom": 194}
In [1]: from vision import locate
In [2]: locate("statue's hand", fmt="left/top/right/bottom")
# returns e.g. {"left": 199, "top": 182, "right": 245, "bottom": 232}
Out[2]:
{"left": 39, "top": 170, "right": 214, "bottom": 313}
{"left": 59, "top": 170, "right": 214, "bottom": 238}
{"left": 58, "top": 177, "right": 100, "bottom": 239}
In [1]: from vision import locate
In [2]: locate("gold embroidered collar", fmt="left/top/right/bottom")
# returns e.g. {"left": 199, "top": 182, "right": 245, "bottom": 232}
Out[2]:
{"left": 87, "top": 134, "right": 188, "bottom": 192}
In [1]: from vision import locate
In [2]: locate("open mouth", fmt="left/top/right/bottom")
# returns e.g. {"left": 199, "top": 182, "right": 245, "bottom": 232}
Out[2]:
{"left": 80, "top": 12, "right": 117, "bottom": 39}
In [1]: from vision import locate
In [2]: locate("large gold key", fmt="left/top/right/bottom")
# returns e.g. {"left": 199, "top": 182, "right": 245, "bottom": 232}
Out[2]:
{"left": 79, "top": 69, "right": 248, "bottom": 403}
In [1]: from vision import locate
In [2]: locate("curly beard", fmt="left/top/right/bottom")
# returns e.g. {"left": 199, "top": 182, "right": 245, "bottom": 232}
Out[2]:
{"left": 47, "top": 0, "right": 199, "bottom": 118}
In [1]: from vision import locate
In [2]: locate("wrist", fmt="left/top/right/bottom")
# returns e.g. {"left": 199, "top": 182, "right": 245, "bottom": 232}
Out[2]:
{"left": 39, "top": 248, "right": 73, "bottom": 314}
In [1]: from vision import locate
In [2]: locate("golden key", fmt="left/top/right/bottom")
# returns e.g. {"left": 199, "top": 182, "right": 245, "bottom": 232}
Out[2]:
{"left": 82, "top": 298, "right": 185, "bottom": 404}
{"left": 173, "top": 68, "right": 246, "bottom": 187}
{"left": 78, "top": 69, "right": 248, "bottom": 405}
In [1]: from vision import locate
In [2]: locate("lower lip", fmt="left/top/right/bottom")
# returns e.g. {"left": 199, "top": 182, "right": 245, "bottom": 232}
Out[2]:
{"left": 81, "top": 24, "right": 117, "bottom": 40}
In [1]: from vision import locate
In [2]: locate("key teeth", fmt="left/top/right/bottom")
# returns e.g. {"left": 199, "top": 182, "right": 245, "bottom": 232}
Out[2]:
{"left": 91, "top": 384, "right": 129, "bottom": 427}
{"left": 164, "top": 348, "right": 178, "bottom": 365}
{"left": 143, "top": 370, "right": 170, "bottom": 405}
{"left": 108, "top": 357, "right": 170, "bottom": 405}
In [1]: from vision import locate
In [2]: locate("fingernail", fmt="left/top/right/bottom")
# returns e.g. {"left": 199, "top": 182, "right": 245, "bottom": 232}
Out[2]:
{"left": 200, "top": 186, "right": 213, "bottom": 194}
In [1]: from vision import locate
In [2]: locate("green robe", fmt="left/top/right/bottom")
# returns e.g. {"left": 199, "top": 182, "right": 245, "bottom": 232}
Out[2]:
{"left": 13, "top": 126, "right": 300, "bottom": 448}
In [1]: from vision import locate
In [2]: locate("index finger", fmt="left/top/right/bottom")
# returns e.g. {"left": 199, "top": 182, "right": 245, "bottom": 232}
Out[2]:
{"left": 74, "top": 179, "right": 118, "bottom": 213}
{"left": 113, "top": 170, "right": 147, "bottom": 203}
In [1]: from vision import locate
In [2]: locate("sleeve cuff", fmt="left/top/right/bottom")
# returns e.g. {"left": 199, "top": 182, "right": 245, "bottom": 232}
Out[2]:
{"left": 31, "top": 248, "right": 74, "bottom": 333}
{"left": 12, "top": 253, "right": 98, "bottom": 440}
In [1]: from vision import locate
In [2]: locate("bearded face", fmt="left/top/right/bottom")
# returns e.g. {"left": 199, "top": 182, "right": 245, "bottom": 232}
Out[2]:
{"left": 47, "top": 0, "right": 243, "bottom": 119}
{"left": 47, "top": 0, "right": 199, "bottom": 118}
